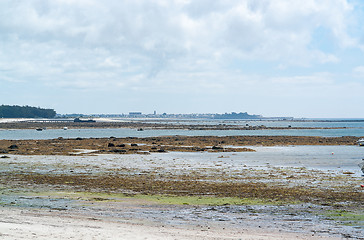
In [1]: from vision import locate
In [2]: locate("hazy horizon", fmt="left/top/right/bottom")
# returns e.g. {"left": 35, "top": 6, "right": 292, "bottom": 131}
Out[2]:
{"left": 1, "top": 1, "right": 364, "bottom": 118}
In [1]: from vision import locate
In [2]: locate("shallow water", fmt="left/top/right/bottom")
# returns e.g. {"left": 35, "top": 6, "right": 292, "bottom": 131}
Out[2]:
{"left": 246, "top": 145, "right": 364, "bottom": 175}
{"left": 1, "top": 127, "right": 364, "bottom": 140}
{"left": 143, "top": 119, "right": 364, "bottom": 128}
{"left": 2, "top": 145, "right": 363, "bottom": 177}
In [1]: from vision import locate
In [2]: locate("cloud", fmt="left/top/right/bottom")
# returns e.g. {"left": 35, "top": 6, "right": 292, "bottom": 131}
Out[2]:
{"left": 0, "top": 1, "right": 357, "bottom": 66}
{"left": 353, "top": 65, "right": 364, "bottom": 77}
{"left": 271, "top": 73, "right": 334, "bottom": 85}
{"left": 0, "top": 0, "right": 363, "bottom": 116}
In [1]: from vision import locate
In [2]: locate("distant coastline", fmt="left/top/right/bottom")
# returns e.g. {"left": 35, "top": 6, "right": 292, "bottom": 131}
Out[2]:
{"left": 0, "top": 105, "right": 56, "bottom": 118}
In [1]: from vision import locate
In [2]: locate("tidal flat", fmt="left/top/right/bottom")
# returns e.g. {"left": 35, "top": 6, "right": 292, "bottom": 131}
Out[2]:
{"left": 0, "top": 144, "right": 363, "bottom": 239}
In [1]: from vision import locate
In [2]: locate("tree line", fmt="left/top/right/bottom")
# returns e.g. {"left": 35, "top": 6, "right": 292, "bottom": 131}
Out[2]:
{"left": 0, "top": 105, "right": 56, "bottom": 118}
{"left": 214, "top": 112, "right": 261, "bottom": 119}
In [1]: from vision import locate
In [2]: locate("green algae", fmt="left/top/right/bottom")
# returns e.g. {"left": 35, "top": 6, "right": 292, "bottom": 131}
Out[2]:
{"left": 19, "top": 190, "right": 291, "bottom": 206}
{"left": 324, "top": 210, "right": 364, "bottom": 226}
{"left": 132, "top": 194, "right": 291, "bottom": 206}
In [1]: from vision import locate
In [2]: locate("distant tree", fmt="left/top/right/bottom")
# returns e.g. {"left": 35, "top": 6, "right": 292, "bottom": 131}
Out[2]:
{"left": 0, "top": 105, "right": 56, "bottom": 118}
{"left": 214, "top": 112, "right": 261, "bottom": 119}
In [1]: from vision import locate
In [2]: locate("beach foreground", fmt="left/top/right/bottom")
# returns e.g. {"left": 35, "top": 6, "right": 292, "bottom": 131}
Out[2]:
{"left": 0, "top": 205, "right": 344, "bottom": 240}
{"left": 1, "top": 145, "right": 363, "bottom": 239}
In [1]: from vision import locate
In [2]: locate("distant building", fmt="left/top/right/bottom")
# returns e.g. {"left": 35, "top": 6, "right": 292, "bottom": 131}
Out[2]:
{"left": 129, "top": 112, "right": 142, "bottom": 116}
{"left": 74, "top": 118, "right": 96, "bottom": 123}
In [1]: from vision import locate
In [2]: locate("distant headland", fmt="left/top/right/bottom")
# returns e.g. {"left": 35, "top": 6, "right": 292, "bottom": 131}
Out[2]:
{"left": 0, "top": 105, "right": 56, "bottom": 118}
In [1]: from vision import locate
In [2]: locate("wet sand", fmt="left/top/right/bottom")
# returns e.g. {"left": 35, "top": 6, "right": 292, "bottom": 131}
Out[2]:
{"left": 1, "top": 207, "right": 344, "bottom": 240}
{"left": 1, "top": 149, "right": 363, "bottom": 239}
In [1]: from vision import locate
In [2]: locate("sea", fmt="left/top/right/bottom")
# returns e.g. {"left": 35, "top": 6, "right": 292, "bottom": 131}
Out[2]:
{"left": 1, "top": 119, "right": 364, "bottom": 140}
{"left": 0, "top": 119, "right": 363, "bottom": 179}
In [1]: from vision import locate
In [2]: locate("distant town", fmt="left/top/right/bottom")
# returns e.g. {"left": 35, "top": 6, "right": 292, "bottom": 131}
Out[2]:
{"left": 1, "top": 105, "right": 295, "bottom": 120}
{"left": 58, "top": 111, "right": 293, "bottom": 120}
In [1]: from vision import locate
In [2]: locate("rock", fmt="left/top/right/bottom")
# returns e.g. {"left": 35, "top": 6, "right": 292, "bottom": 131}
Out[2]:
{"left": 109, "top": 149, "right": 126, "bottom": 153}
{"left": 107, "top": 143, "right": 115, "bottom": 147}
{"left": 194, "top": 147, "right": 205, "bottom": 151}
{"left": 8, "top": 145, "right": 18, "bottom": 149}
{"left": 359, "top": 161, "right": 364, "bottom": 174}
{"left": 212, "top": 146, "right": 223, "bottom": 150}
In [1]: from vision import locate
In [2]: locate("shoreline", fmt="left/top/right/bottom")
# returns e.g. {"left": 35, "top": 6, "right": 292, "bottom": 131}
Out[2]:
{"left": 0, "top": 120, "right": 359, "bottom": 130}
{"left": 0, "top": 207, "right": 343, "bottom": 240}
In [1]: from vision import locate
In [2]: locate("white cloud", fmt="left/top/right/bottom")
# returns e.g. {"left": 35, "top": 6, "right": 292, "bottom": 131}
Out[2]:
{"left": 271, "top": 73, "right": 334, "bottom": 85}
{"left": 0, "top": 0, "right": 357, "bottom": 66}
{"left": 0, "top": 0, "right": 363, "bottom": 116}
{"left": 353, "top": 66, "right": 364, "bottom": 77}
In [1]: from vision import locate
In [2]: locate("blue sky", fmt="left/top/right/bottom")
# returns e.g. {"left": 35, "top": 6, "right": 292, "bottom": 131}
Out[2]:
{"left": 1, "top": 0, "right": 364, "bottom": 118}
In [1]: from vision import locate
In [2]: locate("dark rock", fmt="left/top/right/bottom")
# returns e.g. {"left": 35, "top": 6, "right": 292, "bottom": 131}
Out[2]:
{"left": 108, "top": 143, "right": 115, "bottom": 147}
{"left": 110, "top": 149, "right": 126, "bottom": 153}
{"left": 194, "top": 147, "right": 205, "bottom": 151}
{"left": 131, "top": 143, "right": 138, "bottom": 147}
{"left": 0, "top": 149, "right": 9, "bottom": 154}
{"left": 1, "top": 155, "right": 10, "bottom": 158}
{"left": 8, "top": 145, "right": 18, "bottom": 149}
{"left": 212, "top": 146, "right": 223, "bottom": 150}
{"left": 117, "top": 144, "right": 126, "bottom": 147}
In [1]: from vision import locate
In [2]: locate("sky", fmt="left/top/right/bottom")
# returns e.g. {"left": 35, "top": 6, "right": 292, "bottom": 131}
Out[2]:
{"left": 1, "top": 0, "right": 364, "bottom": 118}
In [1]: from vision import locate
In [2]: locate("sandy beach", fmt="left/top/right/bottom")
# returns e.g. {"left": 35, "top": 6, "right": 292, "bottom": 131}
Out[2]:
{"left": 0, "top": 205, "right": 345, "bottom": 240}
